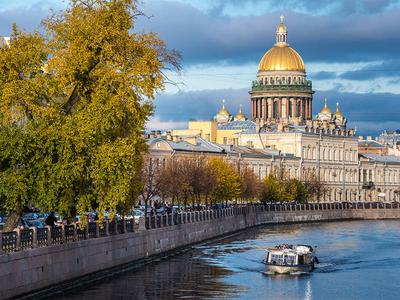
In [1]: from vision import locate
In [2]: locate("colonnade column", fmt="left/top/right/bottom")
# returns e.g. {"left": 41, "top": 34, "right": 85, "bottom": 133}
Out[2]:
{"left": 291, "top": 98, "right": 296, "bottom": 118}
{"left": 251, "top": 98, "right": 255, "bottom": 119}
{"left": 267, "top": 98, "right": 272, "bottom": 120}
{"left": 278, "top": 97, "right": 282, "bottom": 120}
{"left": 298, "top": 98, "right": 303, "bottom": 119}
{"left": 262, "top": 98, "right": 266, "bottom": 121}
{"left": 282, "top": 97, "right": 288, "bottom": 119}
{"left": 306, "top": 98, "right": 310, "bottom": 119}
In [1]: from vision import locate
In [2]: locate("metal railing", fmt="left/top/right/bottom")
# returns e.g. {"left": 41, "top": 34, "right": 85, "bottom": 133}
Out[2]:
{"left": 0, "top": 218, "right": 135, "bottom": 254}
{"left": 1, "top": 202, "right": 399, "bottom": 254}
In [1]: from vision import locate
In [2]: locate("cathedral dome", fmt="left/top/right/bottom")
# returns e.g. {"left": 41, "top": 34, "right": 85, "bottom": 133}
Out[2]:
{"left": 258, "top": 16, "right": 305, "bottom": 72}
{"left": 334, "top": 102, "right": 343, "bottom": 118}
{"left": 320, "top": 99, "right": 331, "bottom": 115}
{"left": 234, "top": 104, "right": 247, "bottom": 121}
{"left": 258, "top": 46, "right": 305, "bottom": 72}
{"left": 214, "top": 99, "right": 232, "bottom": 123}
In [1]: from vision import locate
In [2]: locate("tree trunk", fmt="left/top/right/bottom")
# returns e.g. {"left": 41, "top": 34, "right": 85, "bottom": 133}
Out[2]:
{"left": 4, "top": 209, "right": 22, "bottom": 231}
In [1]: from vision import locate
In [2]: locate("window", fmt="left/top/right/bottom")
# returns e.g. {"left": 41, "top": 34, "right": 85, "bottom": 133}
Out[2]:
{"left": 223, "top": 137, "right": 227, "bottom": 144}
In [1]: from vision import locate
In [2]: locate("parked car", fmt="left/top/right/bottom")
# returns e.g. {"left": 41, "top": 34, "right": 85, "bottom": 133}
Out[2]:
{"left": 23, "top": 212, "right": 40, "bottom": 220}
{"left": 134, "top": 210, "right": 145, "bottom": 224}
{"left": 19, "top": 218, "right": 31, "bottom": 230}
{"left": 27, "top": 219, "right": 46, "bottom": 228}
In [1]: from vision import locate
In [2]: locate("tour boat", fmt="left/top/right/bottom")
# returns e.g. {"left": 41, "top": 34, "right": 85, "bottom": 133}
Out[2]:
{"left": 264, "top": 244, "right": 319, "bottom": 274}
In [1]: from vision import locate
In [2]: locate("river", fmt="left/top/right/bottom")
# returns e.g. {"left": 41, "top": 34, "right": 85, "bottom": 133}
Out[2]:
{"left": 54, "top": 220, "right": 400, "bottom": 300}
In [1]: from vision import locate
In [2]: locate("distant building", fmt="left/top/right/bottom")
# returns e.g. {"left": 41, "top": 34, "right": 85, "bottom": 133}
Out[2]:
{"left": 378, "top": 130, "right": 400, "bottom": 147}
{"left": 148, "top": 16, "right": 400, "bottom": 203}
{"left": 358, "top": 137, "right": 388, "bottom": 156}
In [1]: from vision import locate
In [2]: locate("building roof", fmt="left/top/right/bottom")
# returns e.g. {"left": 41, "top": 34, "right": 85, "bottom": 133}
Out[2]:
{"left": 218, "top": 120, "right": 255, "bottom": 130}
{"left": 358, "top": 140, "right": 385, "bottom": 148}
{"left": 147, "top": 136, "right": 225, "bottom": 154}
{"left": 361, "top": 153, "right": 400, "bottom": 164}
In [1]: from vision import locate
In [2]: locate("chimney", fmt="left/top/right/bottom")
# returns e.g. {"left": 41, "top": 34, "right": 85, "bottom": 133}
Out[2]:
{"left": 156, "top": 130, "right": 162, "bottom": 138}
{"left": 367, "top": 136, "right": 372, "bottom": 141}
{"left": 149, "top": 131, "right": 155, "bottom": 139}
{"left": 173, "top": 135, "right": 179, "bottom": 142}
{"left": 358, "top": 135, "right": 363, "bottom": 140}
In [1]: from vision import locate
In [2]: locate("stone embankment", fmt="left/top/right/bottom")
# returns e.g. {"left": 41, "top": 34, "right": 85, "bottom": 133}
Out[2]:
{"left": 1, "top": 202, "right": 400, "bottom": 299}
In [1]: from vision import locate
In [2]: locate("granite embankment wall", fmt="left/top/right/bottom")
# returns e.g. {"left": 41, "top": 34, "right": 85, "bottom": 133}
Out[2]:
{"left": 1, "top": 204, "right": 400, "bottom": 299}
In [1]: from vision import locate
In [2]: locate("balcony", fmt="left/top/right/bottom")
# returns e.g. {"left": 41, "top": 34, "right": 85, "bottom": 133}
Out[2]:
{"left": 251, "top": 80, "right": 313, "bottom": 93}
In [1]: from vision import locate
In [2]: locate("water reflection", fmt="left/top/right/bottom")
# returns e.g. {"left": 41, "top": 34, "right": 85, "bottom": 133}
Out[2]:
{"left": 53, "top": 220, "right": 400, "bottom": 300}
{"left": 55, "top": 250, "right": 242, "bottom": 300}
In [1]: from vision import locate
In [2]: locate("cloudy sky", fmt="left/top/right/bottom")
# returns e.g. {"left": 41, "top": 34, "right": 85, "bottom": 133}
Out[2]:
{"left": 2, "top": 0, "right": 400, "bottom": 136}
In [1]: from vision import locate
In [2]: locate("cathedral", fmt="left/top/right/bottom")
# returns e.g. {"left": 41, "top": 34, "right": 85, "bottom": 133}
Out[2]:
{"left": 148, "top": 16, "right": 400, "bottom": 203}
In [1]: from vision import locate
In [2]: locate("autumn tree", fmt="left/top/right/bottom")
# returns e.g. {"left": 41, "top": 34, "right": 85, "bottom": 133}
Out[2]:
{"left": 285, "top": 179, "right": 309, "bottom": 203}
{"left": 259, "top": 173, "right": 309, "bottom": 203}
{"left": 239, "top": 166, "right": 260, "bottom": 203}
{"left": 158, "top": 159, "right": 184, "bottom": 206}
{"left": 139, "top": 156, "right": 162, "bottom": 210}
{"left": 157, "top": 156, "right": 216, "bottom": 208}
{"left": 0, "top": 0, "right": 180, "bottom": 230}
{"left": 208, "top": 158, "right": 241, "bottom": 206}
{"left": 259, "top": 174, "right": 286, "bottom": 203}
{"left": 304, "top": 172, "right": 326, "bottom": 202}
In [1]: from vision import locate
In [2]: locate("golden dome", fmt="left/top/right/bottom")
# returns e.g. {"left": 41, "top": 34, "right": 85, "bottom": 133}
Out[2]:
{"left": 335, "top": 102, "right": 343, "bottom": 117}
{"left": 258, "top": 16, "right": 305, "bottom": 72}
{"left": 235, "top": 104, "right": 247, "bottom": 121}
{"left": 258, "top": 46, "right": 305, "bottom": 71}
{"left": 320, "top": 99, "right": 331, "bottom": 114}
{"left": 217, "top": 99, "right": 230, "bottom": 116}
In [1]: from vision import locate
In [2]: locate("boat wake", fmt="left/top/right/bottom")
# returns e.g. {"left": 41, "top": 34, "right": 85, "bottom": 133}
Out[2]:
{"left": 261, "top": 271, "right": 310, "bottom": 276}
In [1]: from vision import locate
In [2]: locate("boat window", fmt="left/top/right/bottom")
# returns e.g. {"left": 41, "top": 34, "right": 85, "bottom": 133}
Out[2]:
{"left": 284, "top": 255, "right": 295, "bottom": 265}
{"left": 271, "top": 254, "right": 284, "bottom": 265}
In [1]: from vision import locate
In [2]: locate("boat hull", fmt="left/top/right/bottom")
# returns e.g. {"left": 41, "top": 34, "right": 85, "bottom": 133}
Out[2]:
{"left": 266, "top": 263, "right": 314, "bottom": 274}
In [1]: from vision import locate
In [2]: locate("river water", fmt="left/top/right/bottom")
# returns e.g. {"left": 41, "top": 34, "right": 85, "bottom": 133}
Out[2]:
{"left": 56, "top": 220, "right": 400, "bottom": 300}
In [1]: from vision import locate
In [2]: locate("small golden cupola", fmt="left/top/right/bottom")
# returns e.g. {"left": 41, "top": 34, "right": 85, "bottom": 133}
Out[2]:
{"left": 316, "top": 98, "right": 333, "bottom": 122}
{"left": 334, "top": 102, "right": 347, "bottom": 128}
{"left": 234, "top": 104, "right": 247, "bottom": 121}
{"left": 335, "top": 102, "right": 343, "bottom": 118}
{"left": 214, "top": 99, "right": 232, "bottom": 123}
{"left": 320, "top": 98, "right": 331, "bottom": 114}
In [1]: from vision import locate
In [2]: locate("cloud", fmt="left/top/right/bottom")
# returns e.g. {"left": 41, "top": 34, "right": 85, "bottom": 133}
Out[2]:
{"left": 153, "top": 88, "right": 250, "bottom": 124}
{"left": 137, "top": 0, "right": 400, "bottom": 69}
{"left": 173, "top": 0, "right": 400, "bottom": 17}
{"left": 146, "top": 116, "right": 188, "bottom": 131}
{"left": 0, "top": 1, "right": 64, "bottom": 35}
{"left": 339, "top": 60, "right": 400, "bottom": 81}
{"left": 152, "top": 87, "right": 400, "bottom": 136}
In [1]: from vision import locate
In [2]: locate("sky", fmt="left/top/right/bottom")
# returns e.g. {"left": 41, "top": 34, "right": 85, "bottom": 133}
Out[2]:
{"left": 2, "top": 0, "right": 400, "bottom": 136}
